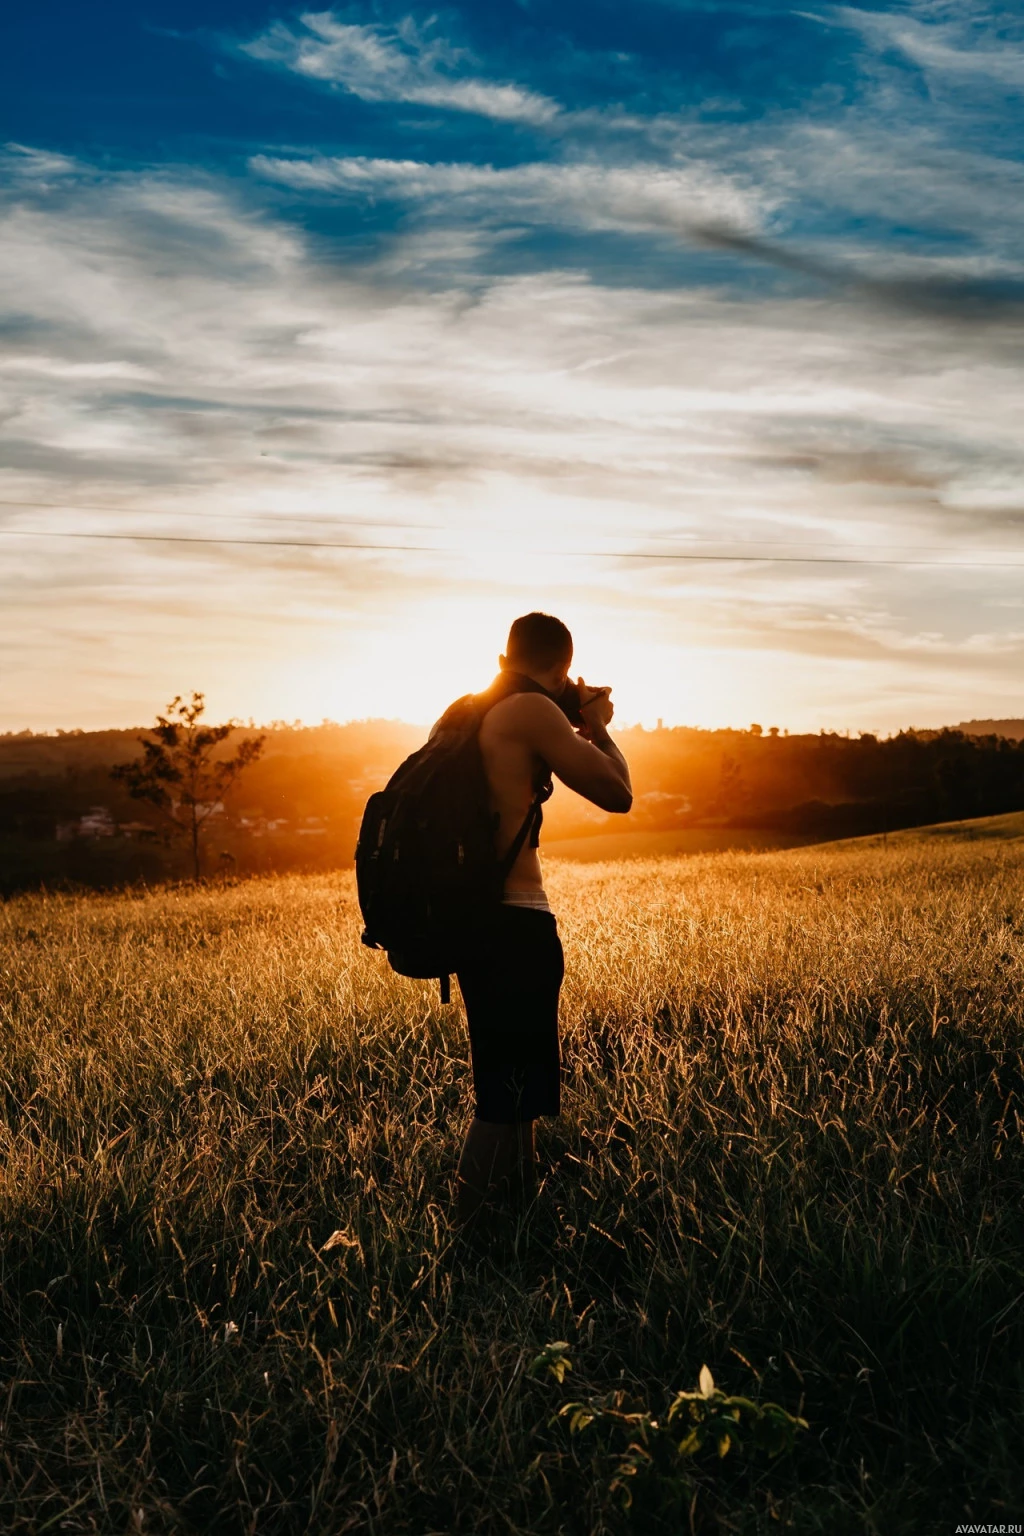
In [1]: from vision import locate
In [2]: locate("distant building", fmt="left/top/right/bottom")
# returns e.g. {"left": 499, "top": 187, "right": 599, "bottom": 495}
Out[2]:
{"left": 58, "top": 806, "right": 117, "bottom": 840}
{"left": 56, "top": 807, "right": 157, "bottom": 841}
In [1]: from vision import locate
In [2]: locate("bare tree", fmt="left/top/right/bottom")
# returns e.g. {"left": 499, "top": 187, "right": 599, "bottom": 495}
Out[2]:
{"left": 112, "top": 693, "right": 265, "bottom": 880}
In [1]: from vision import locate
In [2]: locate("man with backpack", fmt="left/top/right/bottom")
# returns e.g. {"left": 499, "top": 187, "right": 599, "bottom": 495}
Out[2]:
{"left": 454, "top": 613, "right": 632, "bottom": 1225}
{"left": 356, "top": 611, "right": 632, "bottom": 1228}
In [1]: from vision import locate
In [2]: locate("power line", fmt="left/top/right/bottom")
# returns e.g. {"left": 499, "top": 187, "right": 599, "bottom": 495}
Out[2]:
{"left": 0, "top": 528, "right": 439, "bottom": 554}
{"left": 3, "top": 524, "right": 1024, "bottom": 569}
{"left": 0, "top": 497, "right": 440, "bottom": 532}
{"left": 1, "top": 496, "right": 1020, "bottom": 559}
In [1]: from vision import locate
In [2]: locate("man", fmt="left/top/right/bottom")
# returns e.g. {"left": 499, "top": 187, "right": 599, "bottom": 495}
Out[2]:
{"left": 453, "top": 612, "right": 632, "bottom": 1226}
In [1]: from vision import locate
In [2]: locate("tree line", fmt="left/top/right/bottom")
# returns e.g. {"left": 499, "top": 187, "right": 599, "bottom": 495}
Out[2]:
{"left": 2, "top": 704, "right": 1024, "bottom": 892}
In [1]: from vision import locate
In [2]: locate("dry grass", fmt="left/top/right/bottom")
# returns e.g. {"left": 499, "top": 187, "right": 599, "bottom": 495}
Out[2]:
{"left": 1, "top": 842, "right": 1022, "bottom": 1533}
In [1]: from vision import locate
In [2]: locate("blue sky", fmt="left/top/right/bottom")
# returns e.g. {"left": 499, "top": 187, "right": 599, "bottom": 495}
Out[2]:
{"left": 2, "top": 1, "right": 1023, "bottom": 730}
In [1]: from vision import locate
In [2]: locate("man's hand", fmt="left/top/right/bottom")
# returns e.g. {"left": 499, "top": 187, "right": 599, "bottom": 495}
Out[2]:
{"left": 577, "top": 676, "right": 613, "bottom": 741}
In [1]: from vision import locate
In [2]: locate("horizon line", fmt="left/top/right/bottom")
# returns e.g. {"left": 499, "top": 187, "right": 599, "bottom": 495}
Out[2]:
{"left": 2, "top": 714, "right": 1021, "bottom": 743}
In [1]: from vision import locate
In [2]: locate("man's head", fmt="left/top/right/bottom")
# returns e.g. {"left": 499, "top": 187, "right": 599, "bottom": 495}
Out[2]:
{"left": 500, "top": 612, "right": 573, "bottom": 695}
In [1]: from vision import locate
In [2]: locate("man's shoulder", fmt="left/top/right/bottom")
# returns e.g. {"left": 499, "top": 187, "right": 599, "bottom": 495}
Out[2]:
{"left": 484, "top": 691, "right": 563, "bottom": 731}
{"left": 488, "top": 694, "right": 561, "bottom": 721}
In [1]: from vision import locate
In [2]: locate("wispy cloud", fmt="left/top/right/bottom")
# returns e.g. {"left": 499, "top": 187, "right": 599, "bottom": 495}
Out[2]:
{"left": 250, "top": 143, "right": 1024, "bottom": 328}
{"left": 3, "top": 142, "right": 79, "bottom": 183}
{"left": 241, "top": 11, "right": 560, "bottom": 124}
{"left": 834, "top": 4, "right": 1024, "bottom": 89}
{"left": 250, "top": 150, "right": 770, "bottom": 237}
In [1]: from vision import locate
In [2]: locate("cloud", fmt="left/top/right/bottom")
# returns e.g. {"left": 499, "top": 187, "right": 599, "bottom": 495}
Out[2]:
{"left": 834, "top": 4, "right": 1024, "bottom": 89}
{"left": 240, "top": 4, "right": 1024, "bottom": 291}
{"left": 251, "top": 151, "right": 771, "bottom": 238}
{"left": 241, "top": 11, "right": 560, "bottom": 124}
{"left": 679, "top": 222, "right": 1024, "bottom": 323}
{"left": 3, "top": 142, "right": 79, "bottom": 181}
{"left": 4, "top": 139, "right": 1024, "bottom": 732}
{"left": 251, "top": 145, "right": 1024, "bottom": 332}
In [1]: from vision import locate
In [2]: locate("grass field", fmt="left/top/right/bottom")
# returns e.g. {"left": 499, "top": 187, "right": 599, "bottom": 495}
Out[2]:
{"left": 2, "top": 836, "right": 1023, "bottom": 1533}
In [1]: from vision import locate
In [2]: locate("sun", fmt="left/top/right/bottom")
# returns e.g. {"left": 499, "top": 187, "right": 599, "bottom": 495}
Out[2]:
{"left": 235, "top": 583, "right": 739, "bottom": 730}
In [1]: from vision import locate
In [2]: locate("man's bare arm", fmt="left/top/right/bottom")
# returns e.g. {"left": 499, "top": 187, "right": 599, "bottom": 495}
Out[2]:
{"left": 515, "top": 695, "right": 632, "bottom": 813}
{"left": 580, "top": 719, "right": 632, "bottom": 810}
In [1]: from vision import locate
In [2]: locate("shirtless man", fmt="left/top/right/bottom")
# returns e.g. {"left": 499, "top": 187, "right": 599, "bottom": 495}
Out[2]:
{"left": 453, "top": 612, "right": 632, "bottom": 1226}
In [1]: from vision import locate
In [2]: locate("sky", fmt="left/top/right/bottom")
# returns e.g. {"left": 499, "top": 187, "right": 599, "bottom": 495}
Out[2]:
{"left": 2, "top": 0, "right": 1024, "bottom": 733}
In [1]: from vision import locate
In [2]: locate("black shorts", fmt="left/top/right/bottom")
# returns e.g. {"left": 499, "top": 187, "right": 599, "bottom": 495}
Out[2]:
{"left": 455, "top": 906, "right": 564, "bottom": 1123}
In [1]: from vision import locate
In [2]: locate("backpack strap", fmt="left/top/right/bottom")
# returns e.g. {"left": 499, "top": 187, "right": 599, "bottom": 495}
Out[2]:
{"left": 528, "top": 768, "right": 553, "bottom": 848}
{"left": 497, "top": 786, "right": 547, "bottom": 883}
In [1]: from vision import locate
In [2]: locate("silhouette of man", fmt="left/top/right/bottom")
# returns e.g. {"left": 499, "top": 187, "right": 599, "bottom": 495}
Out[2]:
{"left": 452, "top": 612, "right": 632, "bottom": 1226}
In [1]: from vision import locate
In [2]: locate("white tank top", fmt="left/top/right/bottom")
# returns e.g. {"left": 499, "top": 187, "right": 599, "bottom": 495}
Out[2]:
{"left": 502, "top": 888, "right": 553, "bottom": 915}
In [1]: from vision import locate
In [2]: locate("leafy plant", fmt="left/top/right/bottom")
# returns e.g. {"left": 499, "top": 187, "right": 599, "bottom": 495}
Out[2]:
{"left": 533, "top": 1350, "right": 807, "bottom": 1513}
{"left": 529, "top": 1340, "right": 574, "bottom": 1385}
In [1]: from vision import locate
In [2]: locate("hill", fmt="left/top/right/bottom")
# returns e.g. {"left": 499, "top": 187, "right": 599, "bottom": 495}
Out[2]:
{"left": 548, "top": 810, "right": 1024, "bottom": 863}
{"left": 826, "top": 808, "right": 1024, "bottom": 851}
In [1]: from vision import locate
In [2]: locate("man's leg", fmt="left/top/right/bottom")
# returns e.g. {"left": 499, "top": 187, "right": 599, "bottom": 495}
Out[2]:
{"left": 455, "top": 1117, "right": 537, "bottom": 1226}
{"left": 517, "top": 1118, "right": 537, "bottom": 1206}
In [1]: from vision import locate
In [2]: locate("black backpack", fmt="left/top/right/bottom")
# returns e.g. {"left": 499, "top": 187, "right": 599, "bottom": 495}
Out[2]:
{"left": 355, "top": 673, "right": 553, "bottom": 1003}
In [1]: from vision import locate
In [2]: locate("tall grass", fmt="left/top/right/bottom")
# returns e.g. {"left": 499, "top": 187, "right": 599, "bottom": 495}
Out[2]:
{"left": 1, "top": 843, "right": 1022, "bottom": 1532}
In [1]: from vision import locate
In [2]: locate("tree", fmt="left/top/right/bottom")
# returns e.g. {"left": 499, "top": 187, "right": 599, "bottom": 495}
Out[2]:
{"left": 112, "top": 693, "right": 265, "bottom": 879}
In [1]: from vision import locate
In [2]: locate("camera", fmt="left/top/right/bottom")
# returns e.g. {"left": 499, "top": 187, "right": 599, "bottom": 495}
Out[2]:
{"left": 554, "top": 679, "right": 585, "bottom": 727}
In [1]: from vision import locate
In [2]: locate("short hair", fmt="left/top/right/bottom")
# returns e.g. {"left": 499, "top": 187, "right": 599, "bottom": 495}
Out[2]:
{"left": 505, "top": 612, "right": 573, "bottom": 669}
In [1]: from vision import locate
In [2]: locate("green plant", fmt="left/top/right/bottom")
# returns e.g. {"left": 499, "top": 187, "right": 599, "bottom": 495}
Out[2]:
{"left": 532, "top": 1350, "right": 807, "bottom": 1512}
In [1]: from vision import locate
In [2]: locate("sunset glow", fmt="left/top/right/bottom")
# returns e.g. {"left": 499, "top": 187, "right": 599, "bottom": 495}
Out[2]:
{"left": 2, "top": 4, "right": 1023, "bottom": 734}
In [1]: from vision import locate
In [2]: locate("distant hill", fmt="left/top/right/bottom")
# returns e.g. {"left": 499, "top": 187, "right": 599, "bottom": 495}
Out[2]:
{"left": 548, "top": 810, "right": 1024, "bottom": 863}
{"left": 544, "top": 828, "right": 821, "bottom": 862}
{"left": 826, "top": 809, "right": 1024, "bottom": 851}
{"left": 956, "top": 720, "right": 1024, "bottom": 740}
